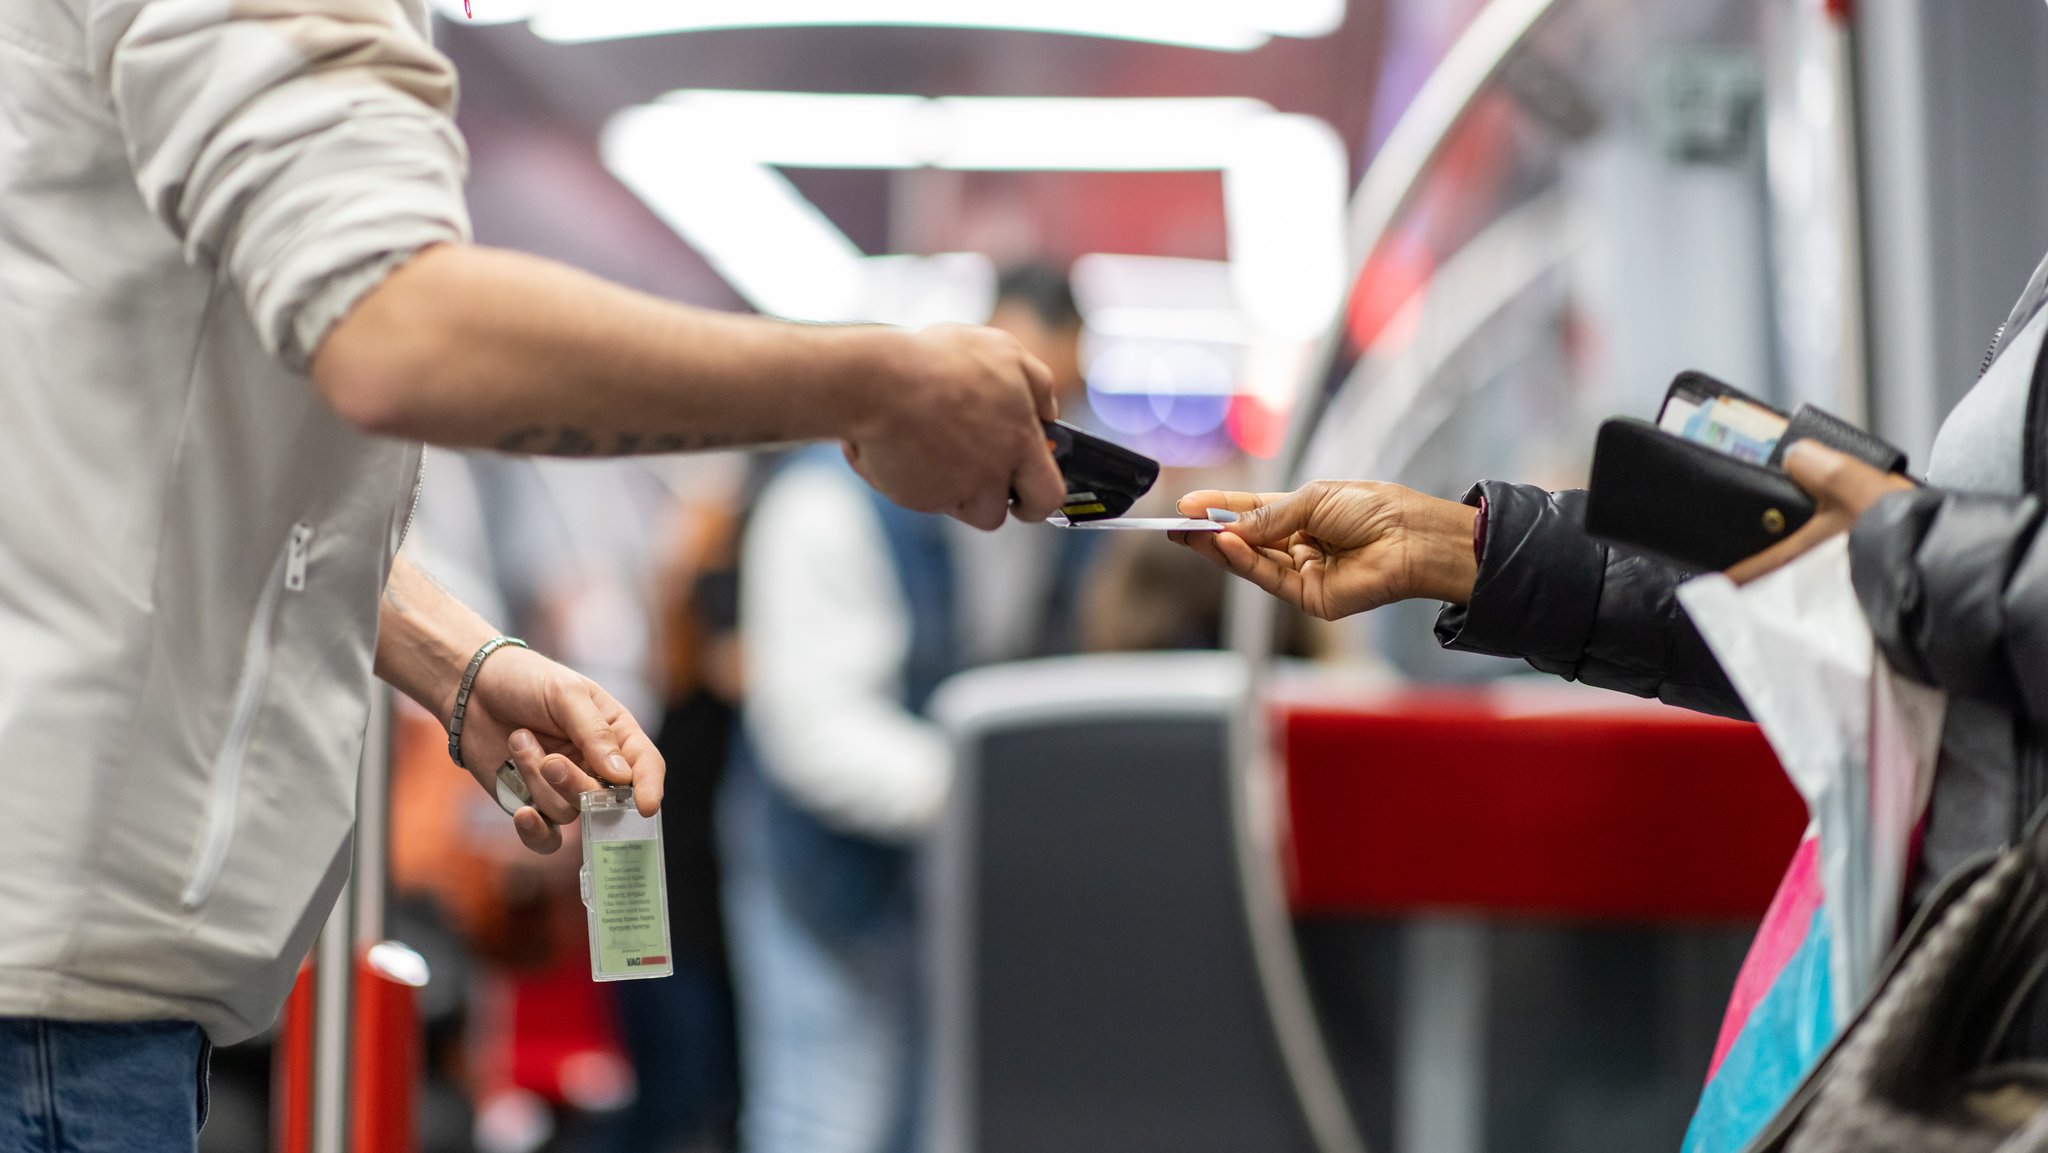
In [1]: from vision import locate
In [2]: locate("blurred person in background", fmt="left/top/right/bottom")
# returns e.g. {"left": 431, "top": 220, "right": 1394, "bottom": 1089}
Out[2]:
{"left": 604, "top": 472, "right": 756, "bottom": 1153}
{"left": 721, "top": 268, "right": 1095, "bottom": 1153}
{"left": 0, "top": 0, "right": 1075, "bottom": 1142}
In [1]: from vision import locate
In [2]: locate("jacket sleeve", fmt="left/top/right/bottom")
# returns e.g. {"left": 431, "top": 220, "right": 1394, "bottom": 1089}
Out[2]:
{"left": 1850, "top": 487, "right": 2048, "bottom": 725}
{"left": 1432, "top": 480, "right": 1748, "bottom": 720}
{"left": 86, "top": 0, "right": 471, "bottom": 371}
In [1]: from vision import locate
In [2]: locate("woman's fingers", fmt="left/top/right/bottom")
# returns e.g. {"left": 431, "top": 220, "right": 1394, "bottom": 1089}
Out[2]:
{"left": 1726, "top": 441, "right": 1912, "bottom": 585}
{"left": 1179, "top": 490, "right": 1321, "bottom": 548}
{"left": 1782, "top": 439, "right": 1916, "bottom": 513}
{"left": 1177, "top": 490, "right": 1272, "bottom": 518}
{"left": 1724, "top": 511, "right": 1849, "bottom": 585}
{"left": 1181, "top": 526, "right": 1319, "bottom": 612}
{"left": 1780, "top": 440, "right": 1860, "bottom": 501}
{"left": 1210, "top": 532, "right": 1311, "bottom": 609}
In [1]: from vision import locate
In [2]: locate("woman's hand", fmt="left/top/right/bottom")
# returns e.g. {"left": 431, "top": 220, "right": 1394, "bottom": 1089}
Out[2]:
{"left": 1170, "top": 481, "right": 1480, "bottom": 620}
{"left": 1724, "top": 441, "right": 1918, "bottom": 584}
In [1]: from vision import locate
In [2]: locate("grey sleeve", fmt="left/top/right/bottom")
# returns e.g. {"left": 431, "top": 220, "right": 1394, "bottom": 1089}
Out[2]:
{"left": 1850, "top": 487, "right": 2048, "bottom": 725}
{"left": 1433, "top": 480, "right": 1747, "bottom": 720}
{"left": 90, "top": 0, "right": 472, "bottom": 370}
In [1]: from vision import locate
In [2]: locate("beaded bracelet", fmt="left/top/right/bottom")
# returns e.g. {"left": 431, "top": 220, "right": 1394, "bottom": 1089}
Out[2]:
{"left": 448, "top": 636, "right": 528, "bottom": 770}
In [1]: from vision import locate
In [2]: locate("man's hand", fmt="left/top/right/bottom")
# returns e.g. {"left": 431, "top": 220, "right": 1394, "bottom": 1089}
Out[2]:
{"left": 844, "top": 325, "right": 1066, "bottom": 530}
{"left": 1170, "top": 481, "right": 1481, "bottom": 620}
{"left": 450, "top": 645, "right": 666, "bottom": 854}
{"left": 1724, "top": 441, "right": 1917, "bottom": 584}
{"left": 376, "top": 556, "right": 665, "bottom": 855}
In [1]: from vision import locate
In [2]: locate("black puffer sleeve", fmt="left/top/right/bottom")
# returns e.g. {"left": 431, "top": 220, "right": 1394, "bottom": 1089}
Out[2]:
{"left": 1850, "top": 488, "right": 2048, "bottom": 724}
{"left": 1433, "top": 481, "right": 1747, "bottom": 719}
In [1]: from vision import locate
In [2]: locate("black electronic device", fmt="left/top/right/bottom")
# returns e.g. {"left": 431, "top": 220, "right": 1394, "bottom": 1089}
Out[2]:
{"left": 1044, "top": 420, "right": 1160, "bottom": 523}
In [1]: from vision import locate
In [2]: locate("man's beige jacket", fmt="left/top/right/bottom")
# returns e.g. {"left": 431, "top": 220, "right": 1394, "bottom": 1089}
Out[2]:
{"left": 0, "top": 0, "right": 466, "bottom": 1042}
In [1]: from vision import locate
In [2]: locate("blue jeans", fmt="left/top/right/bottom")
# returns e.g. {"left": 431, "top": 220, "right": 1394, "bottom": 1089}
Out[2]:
{"left": 720, "top": 751, "right": 923, "bottom": 1153}
{"left": 0, "top": 1019, "right": 210, "bottom": 1153}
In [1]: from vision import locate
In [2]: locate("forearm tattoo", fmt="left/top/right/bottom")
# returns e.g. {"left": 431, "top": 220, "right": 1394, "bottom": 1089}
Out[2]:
{"left": 493, "top": 426, "right": 741, "bottom": 456}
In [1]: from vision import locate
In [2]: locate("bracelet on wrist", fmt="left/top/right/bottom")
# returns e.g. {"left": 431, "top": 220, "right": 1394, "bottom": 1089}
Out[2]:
{"left": 447, "top": 635, "right": 528, "bottom": 770}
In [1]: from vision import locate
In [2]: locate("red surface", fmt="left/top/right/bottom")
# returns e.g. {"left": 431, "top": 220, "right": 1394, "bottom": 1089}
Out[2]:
{"left": 273, "top": 964, "right": 314, "bottom": 1153}
{"left": 1279, "top": 692, "right": 1807, "bottom": 923}
{"left": 271, "top": 952, "right": 420, "bottom": 1153}
{"left": 353, "top": 961, "right": 420, "bottom": 1153}
{"left": 500, "top": 951, "right": 630, "bottom": 1106}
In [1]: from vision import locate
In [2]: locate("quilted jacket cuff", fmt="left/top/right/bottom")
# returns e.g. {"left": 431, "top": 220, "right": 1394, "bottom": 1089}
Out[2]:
{"left": 1434, "top": 481, "right": 1605, "bottom": 673}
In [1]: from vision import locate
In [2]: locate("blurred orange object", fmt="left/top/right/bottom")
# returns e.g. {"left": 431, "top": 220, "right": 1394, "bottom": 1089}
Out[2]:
{"left": 389, "top": 700, "right": 580, "bottom": 968}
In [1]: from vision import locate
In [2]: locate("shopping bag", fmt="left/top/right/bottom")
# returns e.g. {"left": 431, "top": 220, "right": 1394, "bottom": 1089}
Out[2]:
{"left": 1672, "top": 536, "right": 1947, "bottom": 1153}
{"left": 1681, "top": 832, "right": 1835, "bottom": 1153}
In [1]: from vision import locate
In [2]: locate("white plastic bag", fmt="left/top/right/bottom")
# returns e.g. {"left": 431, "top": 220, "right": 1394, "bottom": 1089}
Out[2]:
{"left": 1678, "top": 535, "right": 1946, "bottom": 1017}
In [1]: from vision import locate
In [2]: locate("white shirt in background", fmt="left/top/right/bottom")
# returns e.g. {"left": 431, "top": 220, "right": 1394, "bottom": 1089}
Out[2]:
{"left": 740, "top": 464, "right": 1059, "bottom": 842}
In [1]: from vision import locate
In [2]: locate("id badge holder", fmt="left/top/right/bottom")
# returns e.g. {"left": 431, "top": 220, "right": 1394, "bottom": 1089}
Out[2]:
{"left": 578, "top": 786, "right": 673, "bottom": 981}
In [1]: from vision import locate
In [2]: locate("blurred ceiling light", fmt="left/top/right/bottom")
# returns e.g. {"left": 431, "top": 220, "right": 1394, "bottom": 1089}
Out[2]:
{"left": 611, "top": 151, "right": 872, "bottom": 323}
{"left": 602, "top": 92, "right": 1347, "bottom": 334}
{"left": 1088, "top": 341, "right": 1237, "bottom": 397}
{"left": 1073, "top": 254, "right": 1236, "bottom": 310}
{"left": 634, "top": 92, "right": 1278, "bottom": 171}
{"left": 1073, "top": 255, "right": 1250, "bottom": 342}
{"left": 514, "top": 0, "right": 1345, "bottom": 50}
{"left": 1083, "top": 307, "right": 1253, "bottom": 344}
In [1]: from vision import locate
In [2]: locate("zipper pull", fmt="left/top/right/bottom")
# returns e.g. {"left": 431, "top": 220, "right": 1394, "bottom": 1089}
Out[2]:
{"left": 285, "top": 523, "right": 316, "bottom": 591}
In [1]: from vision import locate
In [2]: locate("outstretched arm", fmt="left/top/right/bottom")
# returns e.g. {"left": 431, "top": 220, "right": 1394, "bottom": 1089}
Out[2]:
{"left": 1174, "top": 480, "right": 1747, "bottom": 718}
{"left": 92, "top": 0, "right": 1062, "bottom": 530}
{"left": 314, "top": 246, "right": 1067, "bottom": 529}
{"left": 1173, "top": 443, "right": 1927, "bottom": 721}
{"left": 375, "top": 554, "right": 664, "bottom": 854}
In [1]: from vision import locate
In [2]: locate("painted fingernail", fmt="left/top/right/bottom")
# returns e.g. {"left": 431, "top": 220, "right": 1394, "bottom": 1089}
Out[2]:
{"left": 509, "top": 730, "right": 536, "bottom": 756}
{"left": 1206, "top": 508, "right": 1239, "bottom": 523}
{"left": 607, "top": 753, "right": 630, "bottom": 779}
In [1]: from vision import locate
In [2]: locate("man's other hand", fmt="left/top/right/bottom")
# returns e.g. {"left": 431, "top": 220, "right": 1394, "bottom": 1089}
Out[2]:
{"left": 452, "top": 646, "right": 666, "bottom": 854}
{"left": 843, "top": 325, "right": 1065, "bottom": 531}
{"left": 1170, "top": 481, "right": 1481, "bottom": 620}
{"left": 1725, "top": 441, "right": 1917, "bottom": 584}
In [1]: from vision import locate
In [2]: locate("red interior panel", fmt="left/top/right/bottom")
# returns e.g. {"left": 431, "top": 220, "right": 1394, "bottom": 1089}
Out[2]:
{"left": 1279, "top": 691, "right": 1806, "bottom": 923}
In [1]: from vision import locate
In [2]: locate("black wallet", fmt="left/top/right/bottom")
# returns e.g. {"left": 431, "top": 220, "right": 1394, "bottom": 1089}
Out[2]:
{"left": 1583, "top": 371, "right": 1908, "bottom": 571}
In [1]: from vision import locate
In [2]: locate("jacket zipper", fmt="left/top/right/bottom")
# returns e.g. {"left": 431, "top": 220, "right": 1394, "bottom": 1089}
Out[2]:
{"left": 1981, "top": 322, "right": 2008, "bottom": 378}
{"left": 396, "top": 454, "right": 424, "bottom": 552}
{"left": 2026, "top": 306, "right": 2048, "bottom": 498}
{"left": 180, "top": 523, "right": 314, "bottom": 910}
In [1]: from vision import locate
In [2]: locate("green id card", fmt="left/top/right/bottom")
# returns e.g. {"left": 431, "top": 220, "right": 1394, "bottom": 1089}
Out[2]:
{"left": 581, "top": 787, "right": 673, "bottom": 981}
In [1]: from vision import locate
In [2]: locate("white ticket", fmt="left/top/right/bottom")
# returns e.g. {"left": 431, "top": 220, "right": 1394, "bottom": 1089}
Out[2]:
{"left": 1049, "top": 516, "right": 1230, "bottom": 532}
{"left": 1047, "top": 506, "right": 1238, "bottom": 531}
